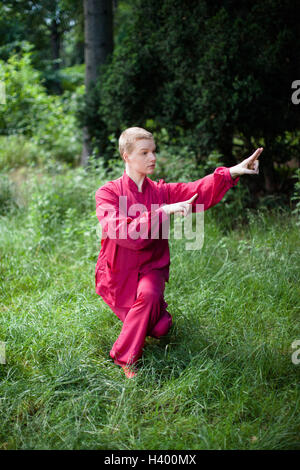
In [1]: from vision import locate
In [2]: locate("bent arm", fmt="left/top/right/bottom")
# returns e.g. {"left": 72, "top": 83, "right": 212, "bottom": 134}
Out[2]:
{"left": 95, "top": 187, "right": 169, "bottom": 251}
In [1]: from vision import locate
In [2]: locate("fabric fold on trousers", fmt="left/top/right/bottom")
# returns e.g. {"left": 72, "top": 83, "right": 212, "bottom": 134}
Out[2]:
{"left": 108, "top": 269, "right": 173, "bottom": 366}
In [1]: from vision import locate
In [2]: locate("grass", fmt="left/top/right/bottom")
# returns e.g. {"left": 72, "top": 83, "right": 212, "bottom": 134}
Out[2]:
{"left": 0, "top": 166, "right": 299, "bottom": 450}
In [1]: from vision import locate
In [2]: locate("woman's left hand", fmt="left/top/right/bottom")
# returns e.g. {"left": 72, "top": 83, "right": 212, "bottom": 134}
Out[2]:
{"left": 229, "top": 147, "right": 263, "bottom": 179}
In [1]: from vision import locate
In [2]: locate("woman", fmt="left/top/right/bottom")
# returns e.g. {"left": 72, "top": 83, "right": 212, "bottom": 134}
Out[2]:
{"left": 95, "top": 127, "right": 261, "bottom": 378}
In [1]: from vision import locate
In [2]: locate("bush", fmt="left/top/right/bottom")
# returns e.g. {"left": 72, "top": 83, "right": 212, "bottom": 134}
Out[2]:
{"left": 0, "top": 135, "right": 41, "bottom": 171}
{"left": 32, "top": 87, "right": 84, "bottom": 165}
{"left": 0, "top": 173, "right": 19, "bottom": 216}
{"left": 25, "top": 165, "right": 103, "bottom": 251}
{"left": 59, "top": 64, "right": 85, "bottom": 92}
{"left": 0, "top": 41, "right": 83, "bottom": 166}
{"left": 291, "top": 168, "right": 300, "bottom": 227}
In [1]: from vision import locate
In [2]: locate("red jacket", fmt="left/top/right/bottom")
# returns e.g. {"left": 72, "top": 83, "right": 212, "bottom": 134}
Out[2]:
{"left": 95, "top": 168, "right": 240, "bottom": 308}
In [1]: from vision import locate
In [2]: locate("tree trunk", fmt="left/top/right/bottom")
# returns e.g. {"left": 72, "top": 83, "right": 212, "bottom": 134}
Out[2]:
{"left": 261, "top": 150, "right": 277, "bottom": 193}
{"left": 51, "top": 18, "right": 62, "bottom": 94}
{"left": 259, "top": 136, "right": 276, "bottom": 193}
{"left": 81, "top": 0, "right": 113, "bottom": 166}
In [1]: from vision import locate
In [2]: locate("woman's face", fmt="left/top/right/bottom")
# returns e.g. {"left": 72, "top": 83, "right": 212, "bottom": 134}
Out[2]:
{"left": 124, "top": 138, "right": 156, "bottom": 175}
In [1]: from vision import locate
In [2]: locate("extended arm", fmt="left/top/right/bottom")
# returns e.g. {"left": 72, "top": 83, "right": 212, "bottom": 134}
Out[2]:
{"left": 165, "top": 166, "right": 240, "bottom": 212}
{"left": 164, "top": 148, "right": 262, "bottom": 213}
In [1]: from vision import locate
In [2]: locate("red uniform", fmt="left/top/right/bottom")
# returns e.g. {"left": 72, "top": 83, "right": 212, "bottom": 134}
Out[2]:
{"left": 95, "top": 168, "right": 240, "bottom": 366}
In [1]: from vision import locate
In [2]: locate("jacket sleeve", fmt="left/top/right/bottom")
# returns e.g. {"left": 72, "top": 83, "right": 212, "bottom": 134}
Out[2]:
{"left": 95, "top": 185, "right": 169, "bottom": 251}
{"left": 165, "top": 167, "right": 240, "bottom": 212}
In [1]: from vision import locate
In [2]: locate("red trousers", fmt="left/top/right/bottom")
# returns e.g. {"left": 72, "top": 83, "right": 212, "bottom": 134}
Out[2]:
{"left": 108, "top": 269, "right": 173, "bottom": 367}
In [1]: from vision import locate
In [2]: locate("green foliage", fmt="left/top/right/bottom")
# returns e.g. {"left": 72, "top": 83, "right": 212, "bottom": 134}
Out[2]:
{"left": 0, "top": 173, "right": 19, "bottom": 216}
{"left": 79, "top": 0, "right": 299, "bottom": 190}
{"left": 59, "top": 64, "right": 85, "bottom": 92}
{"left": 11, "top": 157, "right": 106, "bottom": 255}
{"left": 27, "top": 170, "right": 92, "bottom": 230}
{"left": 0, "top": 42, "right": 46, "bottom": 135}
{"left": 33, "top": 87, "right": 84, "bottom": 164}
{"left": 0, "top": 41, "right": 83, "bottom": 165}
{"left": 76, "top": 78, "right": 111, "bottom": 162}
{"left": 0, "top": 1, "right": 84, "bottom": 91}
{"left": 291, "top": 169, "right": 300, "bottom": 227}
{"left": 0, "top": 135, "right": 41, "bottom": 171}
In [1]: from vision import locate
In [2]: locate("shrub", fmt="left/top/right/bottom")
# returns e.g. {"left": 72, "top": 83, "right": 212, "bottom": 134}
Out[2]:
{"left": 25, "top": 165, "right": 104, "bottom": 251}
{"left": 291, "top": 168, "right": 300, "bottom": 227}
{"left": 0, "top": 41, "right": 83, "bottom": 166}
{"left": 0, "top": 135, "right": 41, "bottom": 171}
{"left": 0, "top": 173, "right": 19, "bottom": 216}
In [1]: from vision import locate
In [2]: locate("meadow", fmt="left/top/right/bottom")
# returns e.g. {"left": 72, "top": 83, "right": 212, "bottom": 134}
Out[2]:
{"left": 0, "top": 163, "right": 299, "bottom": 450}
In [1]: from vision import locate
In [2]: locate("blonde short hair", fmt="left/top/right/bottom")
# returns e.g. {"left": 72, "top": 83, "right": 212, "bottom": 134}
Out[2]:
{"left": 118, "top": 127, "right": 154, "bottom": 160}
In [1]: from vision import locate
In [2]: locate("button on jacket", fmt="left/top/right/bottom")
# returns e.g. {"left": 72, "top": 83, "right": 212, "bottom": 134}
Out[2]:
{"left": 95, "top": 167, "right": 240, "bottom": 308}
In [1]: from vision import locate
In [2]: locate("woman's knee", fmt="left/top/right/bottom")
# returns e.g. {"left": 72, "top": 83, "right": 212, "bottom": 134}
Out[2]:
{"left": 137, "top": 286, "right": 162, "bottom": 304}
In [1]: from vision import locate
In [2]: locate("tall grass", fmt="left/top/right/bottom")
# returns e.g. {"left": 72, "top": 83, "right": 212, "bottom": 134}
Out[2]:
{"left": 0, "top": 166, "right": 299, "bottom": 450}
